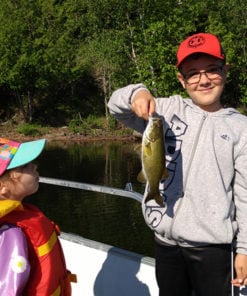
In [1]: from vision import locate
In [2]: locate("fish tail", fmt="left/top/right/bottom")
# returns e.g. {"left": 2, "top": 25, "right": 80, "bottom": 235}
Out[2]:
{"left": 144, "top": 192, "right": 164, "bottom": 206}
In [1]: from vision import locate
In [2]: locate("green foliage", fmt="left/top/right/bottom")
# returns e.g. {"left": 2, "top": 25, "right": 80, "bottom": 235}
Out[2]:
{"left": 68, "top": 114, "right": 129, "bottom": 136}
{"left": 69, "top": 114, "right": 106, "bottom": 134}
{"left": 0, "top": 0, "right": 246, "bottom": 126}
{"left": 107, "top": 115, "right": 117, "bottom": 130}
{"left": 17, "top": 123, "right": 45, "bottom": 136}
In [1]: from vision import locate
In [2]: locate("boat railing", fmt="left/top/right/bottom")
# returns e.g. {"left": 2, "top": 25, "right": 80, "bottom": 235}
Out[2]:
{"left": 39, "top": 177, "right": 143, "bottom": 203}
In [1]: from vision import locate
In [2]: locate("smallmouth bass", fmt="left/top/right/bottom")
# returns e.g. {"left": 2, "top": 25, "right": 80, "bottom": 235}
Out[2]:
{"left": 137, "top": 116, "right": 168, "bottom": 206}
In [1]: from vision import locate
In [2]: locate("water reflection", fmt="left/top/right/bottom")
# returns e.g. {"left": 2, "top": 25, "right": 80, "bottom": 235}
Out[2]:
{"left": 28, "top": 141, "right": 154, "bottom": 257}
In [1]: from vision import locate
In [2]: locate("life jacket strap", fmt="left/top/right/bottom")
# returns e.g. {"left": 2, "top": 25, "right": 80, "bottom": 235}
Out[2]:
{"left": 38, "top": 231, "right": 57, "bottom": 257}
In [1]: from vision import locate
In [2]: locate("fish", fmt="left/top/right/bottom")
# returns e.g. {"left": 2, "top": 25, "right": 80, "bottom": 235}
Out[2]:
{"left": 137, "top": 116, "right": 168, "bottom": 206}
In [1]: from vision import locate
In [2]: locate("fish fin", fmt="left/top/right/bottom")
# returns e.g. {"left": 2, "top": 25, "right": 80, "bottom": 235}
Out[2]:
{"left": 162, "top": 168, "right": 169, "bottom": 179}
{"left": 144, "top": 192, "right": 164, "bottom": 207}
{"left": 137, "top": 170, "right": 146, "bottom": 183}
{"left": 155, "top": 195, "right": 164, "bottom": 206}
{"left": 144, "top": 143, "right": 152, "bottom": 156}
{"left": 134, "top": 144, "right": 142, "bottom": 152}
{"left": 134, "top": 144, "right": 142, "bottom": 158}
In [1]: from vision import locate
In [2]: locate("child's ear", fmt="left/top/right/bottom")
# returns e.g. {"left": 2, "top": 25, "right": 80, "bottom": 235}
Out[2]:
{"left": 177, "top": 72, "right": 186, "bottom": 89}
{"left": 0, "top": 181, "right": 8, "bottom": 195}
{"left": 9, "top": 169, "right": 19, "bottom": 179}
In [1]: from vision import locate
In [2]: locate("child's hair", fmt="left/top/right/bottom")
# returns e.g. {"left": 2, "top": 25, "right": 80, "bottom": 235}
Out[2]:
{"left": 0, "top": 169, "right": 12, "bottom": 183}
{"left": 178, "top": 53, "right": 226, "bottom": 73}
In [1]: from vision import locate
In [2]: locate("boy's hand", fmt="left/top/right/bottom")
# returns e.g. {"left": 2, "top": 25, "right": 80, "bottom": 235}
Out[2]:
{"left": 232, "top": 253, "right": 247, "bottom": 287}
{"left": 131, "top": 90, "right": 156, "bottom": 120}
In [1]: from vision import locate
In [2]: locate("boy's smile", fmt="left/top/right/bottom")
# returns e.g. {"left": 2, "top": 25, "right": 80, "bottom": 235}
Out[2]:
{"left": 177, "top": 55, "right": 229, "bottom": 112}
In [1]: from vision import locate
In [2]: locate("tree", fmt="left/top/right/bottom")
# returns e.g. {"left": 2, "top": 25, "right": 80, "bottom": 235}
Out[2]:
{"left": 0, "top": 0, "right": 246, "bottom": 126}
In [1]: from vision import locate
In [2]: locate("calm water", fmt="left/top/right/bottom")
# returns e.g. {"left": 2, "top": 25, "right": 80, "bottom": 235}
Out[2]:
{"left": 27, "top": 140, "right": 155, "bottom": 257}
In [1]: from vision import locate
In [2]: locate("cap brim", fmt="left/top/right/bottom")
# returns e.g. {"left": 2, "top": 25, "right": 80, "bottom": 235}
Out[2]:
{"left": 7, "top": 139, "right": 46, "bottom": 170}
{"left": 176, "top": 52, "right": 225, "bottom": 68}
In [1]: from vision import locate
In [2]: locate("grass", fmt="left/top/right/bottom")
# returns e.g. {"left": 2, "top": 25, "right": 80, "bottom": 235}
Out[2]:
{"left": 17, "top": 123, "right": 48, "bottom": 136}
{"left": 0, "top": 116, "right": 134, "bottom": 140}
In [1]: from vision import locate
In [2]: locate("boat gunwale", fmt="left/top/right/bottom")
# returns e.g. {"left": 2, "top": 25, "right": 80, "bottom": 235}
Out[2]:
{"left": 60, "top": 231, "right": 155, "bottom": 267}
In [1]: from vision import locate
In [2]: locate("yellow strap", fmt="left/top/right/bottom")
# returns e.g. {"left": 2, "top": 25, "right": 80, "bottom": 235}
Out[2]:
{"left": 51, "top": 285, "right": 61, "bottom": 296}
{"left": 37, "top": 231, "right": 57, "bottom": 257}
{"left": 0, "top": 200, "right": 23, "bottom": 218}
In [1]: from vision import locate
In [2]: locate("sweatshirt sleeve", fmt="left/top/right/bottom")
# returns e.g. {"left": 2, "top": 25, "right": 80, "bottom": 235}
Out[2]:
{"left": 0, "top": 224, "right": 31, "bottom": 295}
{"left": 107, "top": 83, "right": 148, "bottom": 134}
{"left": 233, "top": 141, "right": 247, "bottom": 255}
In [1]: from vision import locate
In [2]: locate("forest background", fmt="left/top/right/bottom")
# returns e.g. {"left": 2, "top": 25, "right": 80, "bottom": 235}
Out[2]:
{"left": 0, "top": 0, "right": 246, "bottom": 138}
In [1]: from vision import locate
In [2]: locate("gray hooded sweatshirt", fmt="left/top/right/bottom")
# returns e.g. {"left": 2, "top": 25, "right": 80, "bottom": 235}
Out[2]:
{"left": 108, "top": 83, "right": 247, "bottom": 255}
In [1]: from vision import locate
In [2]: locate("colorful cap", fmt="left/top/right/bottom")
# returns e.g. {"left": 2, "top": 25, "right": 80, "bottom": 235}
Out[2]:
{"left": 0, "top": 138, "right": 46, "bottom": 176}
{"left": 176, "top": 33, "right": 225, "bottom": 68}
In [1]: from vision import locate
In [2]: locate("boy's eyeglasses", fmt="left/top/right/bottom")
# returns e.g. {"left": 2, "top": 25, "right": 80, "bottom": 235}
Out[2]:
{"left": 182, "top": 66, "right": 224, "bottom": 85}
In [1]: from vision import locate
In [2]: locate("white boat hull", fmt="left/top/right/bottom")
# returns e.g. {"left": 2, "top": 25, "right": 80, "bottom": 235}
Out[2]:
{"left": 61, "top": 232, "right": 247, "bottom": 296}
{"left": 61, "top": 232, "right": 159, "bottom": 295}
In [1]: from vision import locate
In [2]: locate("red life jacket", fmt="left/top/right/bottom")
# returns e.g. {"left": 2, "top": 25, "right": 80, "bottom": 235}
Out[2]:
{"left": 0, "top": 203, "right": 74, "bottom": 296}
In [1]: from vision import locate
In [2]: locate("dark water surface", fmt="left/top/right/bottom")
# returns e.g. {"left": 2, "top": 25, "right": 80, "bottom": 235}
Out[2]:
{"left": 28, "top": 140, "right": 155, "bottom": 257}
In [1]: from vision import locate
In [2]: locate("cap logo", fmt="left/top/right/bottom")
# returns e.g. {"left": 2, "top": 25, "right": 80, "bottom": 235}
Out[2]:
{"left": 188, "top": 35, "right": 205, "bottom": 48}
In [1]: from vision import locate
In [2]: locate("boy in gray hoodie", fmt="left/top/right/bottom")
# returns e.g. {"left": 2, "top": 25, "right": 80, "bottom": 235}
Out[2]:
{"left": 108, "top": 33, "right": 247, "bottom": 296}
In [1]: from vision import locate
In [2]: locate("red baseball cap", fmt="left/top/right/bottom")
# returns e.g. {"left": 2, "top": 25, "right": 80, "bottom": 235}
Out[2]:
{"left": 176, "top": 33, "right": 225, "bottom": 68}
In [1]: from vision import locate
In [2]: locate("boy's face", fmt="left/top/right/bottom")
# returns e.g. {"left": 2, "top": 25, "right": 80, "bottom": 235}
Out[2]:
{"left": 177, "top": 55, "right": 229, "bottom": 112}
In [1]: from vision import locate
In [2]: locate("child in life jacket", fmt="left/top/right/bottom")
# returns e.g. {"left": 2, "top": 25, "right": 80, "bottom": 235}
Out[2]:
{"left": 0, "top": 138, "right": 76, "bottom": 295}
